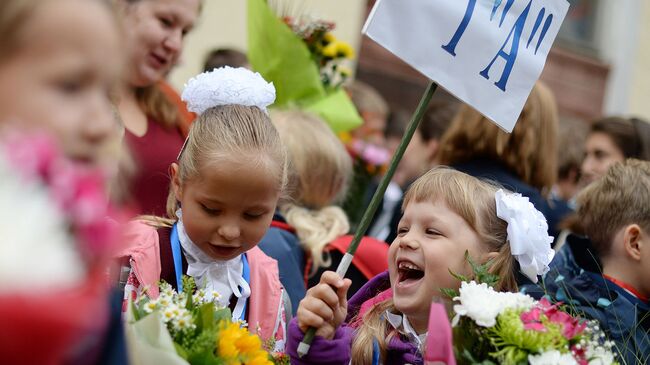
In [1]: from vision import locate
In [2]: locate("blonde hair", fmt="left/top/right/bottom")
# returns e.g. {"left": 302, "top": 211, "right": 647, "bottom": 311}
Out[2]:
{"left": 351, "top": 167, "right": 517, "bottom": 364}
{"left": 577, "top": 159, "right": 650, "bottom": 259}
{"left": 159, "top": 105, "right": 287, "bottom": 222}
{"left": 272, "top": 110, "right": 353, "bottom": 275}
{"left": 438, "top": 81, "right": 559, "bottom": 192}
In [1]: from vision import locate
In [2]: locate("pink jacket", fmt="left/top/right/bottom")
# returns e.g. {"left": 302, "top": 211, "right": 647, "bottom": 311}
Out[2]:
{"left": 117, "top": 220, "right": 286, "bottom": 344}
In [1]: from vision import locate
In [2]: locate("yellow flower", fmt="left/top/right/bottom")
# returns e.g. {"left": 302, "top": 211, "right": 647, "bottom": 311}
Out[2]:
{"left": 336, "top": 41, "right": 355, "bottom": 59}
{"left": 217, "top": 322, "right": 271, "bottom": 364}
{"left": 322, "top": 42, "right": 338, "bottom": 58}
{"left": 218, "top": 322, "right": 244, "bottom": 359}
{"left": 248, "top": 351, "right": 273, "bottom": 365}
{"left": 323, "top": 32, "right": 336, "bottom": 44}
{"left": 236, "top": 332, "right": 262, "bottom": 355}
{"left": 339, "top": 132, "right": 352, "bottom": 143}
{"left": 339, "top": 66, "right": 352, "bottom": 78}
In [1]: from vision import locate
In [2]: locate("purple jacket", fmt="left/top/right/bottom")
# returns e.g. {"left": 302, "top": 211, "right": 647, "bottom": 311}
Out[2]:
{"left": 287, "top": 271, "right": 423, "bottom": 365}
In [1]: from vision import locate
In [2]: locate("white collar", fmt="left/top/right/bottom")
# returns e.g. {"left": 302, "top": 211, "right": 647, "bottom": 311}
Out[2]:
{"left": 176, "top": 209, "right": 250, "bottom": 321}
{"left": 385, "top": 311, "right": 428, "bottom": 348}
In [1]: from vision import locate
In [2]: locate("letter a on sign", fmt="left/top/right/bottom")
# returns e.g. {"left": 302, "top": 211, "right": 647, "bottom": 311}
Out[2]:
{"left": 363, "top": 0, "right": 569, "bottom": 132}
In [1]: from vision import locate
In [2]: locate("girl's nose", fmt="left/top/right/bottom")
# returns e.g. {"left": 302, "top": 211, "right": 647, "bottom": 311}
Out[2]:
{"left": 398, "top": 233, "right": 419, "bottom": 250}
{"left": 218, "top": 224, "right": 241, "bottom": 242}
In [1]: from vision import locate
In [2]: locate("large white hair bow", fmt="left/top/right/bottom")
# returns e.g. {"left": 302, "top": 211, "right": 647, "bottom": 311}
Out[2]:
{"left": 495, "top": 189, "right": 554, "bottom": 283}
{"left": 181, "top": 66, "right": 276, "bottom": 115}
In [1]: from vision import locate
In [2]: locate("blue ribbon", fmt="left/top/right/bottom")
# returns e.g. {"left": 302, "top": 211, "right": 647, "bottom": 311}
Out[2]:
{"left": 170, "top": 223, "right": 184, "bottom": 292}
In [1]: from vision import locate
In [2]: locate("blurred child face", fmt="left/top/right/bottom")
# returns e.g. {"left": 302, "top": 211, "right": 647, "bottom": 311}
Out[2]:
{"left": 581, "top": 132, "right": 625, "bottom": 186}
{"left": 393, "top": 131, "right": 437, "bottom": 188}
{"left": 0, "top": 0, "right": 122, "bottom": 168}
{"left": 172, "top": 156, "right": 280, "bottom": 261}
{"left": 121, "top": 0, "right": 200, "bottom": 87}
{"left": 388, "top": 199, "right": 485, "bottom": 332}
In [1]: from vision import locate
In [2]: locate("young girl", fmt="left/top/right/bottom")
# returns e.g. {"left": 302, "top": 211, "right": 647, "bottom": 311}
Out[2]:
{"left": 0, "top": 1, "right": 125, "bottom": 363}
{"left": 119, "top": 67, "right": 290, "bottom": 349}
{"left": 0, "top": 0, "right": 121, "bottom": 170}
{"left": 288, "top": 167, "right": 554, "bottom": 364}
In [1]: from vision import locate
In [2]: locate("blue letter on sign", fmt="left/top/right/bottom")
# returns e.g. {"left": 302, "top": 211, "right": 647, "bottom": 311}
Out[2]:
{"left": 480, "top": 0, "right": 532, "bottom": 91}
{"left": 441, "top": 0, "right": 477, "bottom": 56}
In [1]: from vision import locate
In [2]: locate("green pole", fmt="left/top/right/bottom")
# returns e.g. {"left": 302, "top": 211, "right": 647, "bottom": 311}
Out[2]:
{"left": 298, "top": 81, "right": 439, "bottom": 358}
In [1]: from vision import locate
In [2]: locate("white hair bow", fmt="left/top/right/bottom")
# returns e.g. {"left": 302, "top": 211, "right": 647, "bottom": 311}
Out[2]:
{"left": 495, "top": 189, "right": 555, "bottom": 283}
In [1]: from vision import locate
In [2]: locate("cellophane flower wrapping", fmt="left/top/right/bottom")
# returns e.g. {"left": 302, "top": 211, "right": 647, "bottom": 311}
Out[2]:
{"left": 126, "top": 277, "right": 280, "bottom": 365}
{"left": 247, "top": 0, "right": 362, "bottom": 133}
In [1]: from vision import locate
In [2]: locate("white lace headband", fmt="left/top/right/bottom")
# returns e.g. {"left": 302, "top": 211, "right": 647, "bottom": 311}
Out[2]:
{"left": 181, "top": 66, "right": 276, "bottom": 115}
{"left": 176, "top": 67, "right": 276, "bottom": 160}
{"left": 495, "top": 189, "right": 555, "bottom": 283}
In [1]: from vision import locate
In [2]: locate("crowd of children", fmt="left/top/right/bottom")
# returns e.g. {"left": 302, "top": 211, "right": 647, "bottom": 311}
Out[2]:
{"left": 1, "top": 0, "right": 649, "bottom": 364}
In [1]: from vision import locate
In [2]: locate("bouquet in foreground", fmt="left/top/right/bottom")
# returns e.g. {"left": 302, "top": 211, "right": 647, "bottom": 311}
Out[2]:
{"left": 0, "top": 132, "right": 121, "bottom": 364}
{"left": 450, "top": 279, "right": 618, "bottom": 365}
{"left": 126, "top": 277, "right": 287, "bottom": 365}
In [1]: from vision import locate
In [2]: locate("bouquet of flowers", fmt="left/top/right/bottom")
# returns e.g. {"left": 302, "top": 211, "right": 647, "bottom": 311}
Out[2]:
{"left": 0, "top": 132, "right": 121, "bottom": 364}
{"left": 450, "top": 279, "right": 618, "bottom": 365}
{"left": 281, "top": 15, "right": 354, "bottom": 89}
{"left": 126, "top": 276, "right": 284, "bottom": 365}
{"left": 247, "top": 0, "right": 362, "bottom": 133}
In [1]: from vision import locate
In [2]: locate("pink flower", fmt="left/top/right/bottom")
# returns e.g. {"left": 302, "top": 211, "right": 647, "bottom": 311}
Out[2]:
{"left": 521, "top": 307, "right": 547, "bottom": 332}
{"left": 351, "top": 140, "right": 390, "bottom": 166}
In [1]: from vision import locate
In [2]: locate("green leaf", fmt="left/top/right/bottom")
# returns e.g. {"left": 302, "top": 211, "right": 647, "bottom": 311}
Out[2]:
{"left": 449, "top": 268, "right": 470, "bottom": 283}
{"left": 199, "top": 303, "right": 216, "bottom": 331}
{"left": 440, "top": 287, "right": 459, "bottom": 300}
{"left": 174, "top": 342, "right": 190, "bottom": 360}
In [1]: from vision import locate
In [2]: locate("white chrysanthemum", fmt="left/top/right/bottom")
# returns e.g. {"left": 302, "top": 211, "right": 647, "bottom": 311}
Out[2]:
{"left": 181, "top": 66, "right": 276, "bottom": 115}
{"left": 587, "top": 346, "right": 616, "bottom": 365}
{"left": 528, "top": 350, "right": 578, "bottom": 365}
{"left": 452, "top": 281, "right": 534, "bottom": 327}
{"left": 0, "top": 156, "right": 84, "bottom": 292}
{"left": 495, "top": 189, "right": 555, "bottom": 283}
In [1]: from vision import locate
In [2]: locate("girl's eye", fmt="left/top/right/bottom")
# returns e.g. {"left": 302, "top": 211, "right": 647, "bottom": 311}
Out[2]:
{"left": 397, "top": 227, "right": 409, "bottom": 236}
{"left": 201, "top": 204, "right": 220, "bottom": 215}
{"left": 159, "top": 17, "right": 173, "bottom": 27}
{"left": 426, "top": 229, "right": 442, "bottom": 236}
{"left": 244, "top": 212, "right": 264, "bottom": 220}
{"left": 57, "top": 79, "right": 84, "bottom": 94}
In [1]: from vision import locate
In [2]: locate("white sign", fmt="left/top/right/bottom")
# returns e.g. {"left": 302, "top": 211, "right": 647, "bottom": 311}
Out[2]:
{"left": 363, "top": 0, "right": 569, "bottom": 132}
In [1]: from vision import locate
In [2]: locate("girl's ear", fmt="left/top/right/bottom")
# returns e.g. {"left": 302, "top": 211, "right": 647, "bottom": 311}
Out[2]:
{"left": 623, "top": 224, "right": 643, "bottom": 261}
{"left": 169, "top": 163, "right": 183, "bottom": 201}
{"left": 484, "top": 251, "right": 500, "bottom": 262}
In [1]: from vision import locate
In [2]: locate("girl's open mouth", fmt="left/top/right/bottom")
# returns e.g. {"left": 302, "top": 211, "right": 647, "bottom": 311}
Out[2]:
{"left": 397, "top": 260, "right": 425, "bottom": 286}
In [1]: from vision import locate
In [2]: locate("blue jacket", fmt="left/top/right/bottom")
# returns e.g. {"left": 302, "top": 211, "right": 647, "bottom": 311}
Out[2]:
{"left": 523, "top": 235, "right": 650, "bottom": 364}
{"left": 257, "top": 214, "right": 305, "bottom": 316}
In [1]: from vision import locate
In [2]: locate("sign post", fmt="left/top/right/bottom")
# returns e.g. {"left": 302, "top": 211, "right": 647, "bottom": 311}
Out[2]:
{"left": 297, "top": 0, "right": 569, "bottom": 358}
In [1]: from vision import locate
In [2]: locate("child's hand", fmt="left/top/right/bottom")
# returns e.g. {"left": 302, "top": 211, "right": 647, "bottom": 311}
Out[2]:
{"left": 296, "top": 271, "right": 351, "bottom": 340}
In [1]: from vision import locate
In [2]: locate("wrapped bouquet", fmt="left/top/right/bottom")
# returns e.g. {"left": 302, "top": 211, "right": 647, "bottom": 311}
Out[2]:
{"left": 247, "top": 0, "right": 362, "bottom": 133}
{"left": 126, "top": 277, "right": 285, "bottom": 365}
{"left": 451, "top": 281, "right": 618, "bottom": 365}
{"left": 0, "top": 132, "right": 121, "bottom": 364}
